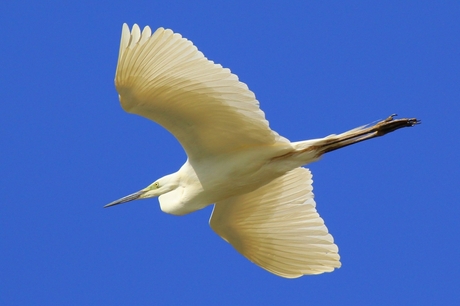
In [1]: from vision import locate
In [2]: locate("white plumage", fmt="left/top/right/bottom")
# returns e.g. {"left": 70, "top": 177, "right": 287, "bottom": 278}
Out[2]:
{"left": 106, "top": 24, "right": 419, "bottom": 278}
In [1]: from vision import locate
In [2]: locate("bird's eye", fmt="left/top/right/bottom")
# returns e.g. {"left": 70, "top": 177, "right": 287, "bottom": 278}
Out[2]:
{"left": 154, "top": 182, "right": 160, "bottom": 188}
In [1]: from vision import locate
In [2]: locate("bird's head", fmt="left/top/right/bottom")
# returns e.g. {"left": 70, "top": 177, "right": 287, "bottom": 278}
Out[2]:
{"left": 104, "top": 173, "right": 179, "bottom": 208}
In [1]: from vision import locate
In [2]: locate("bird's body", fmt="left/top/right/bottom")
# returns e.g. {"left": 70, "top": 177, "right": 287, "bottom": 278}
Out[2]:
{"left": 159, "top": 141, "right": 319, "bottom": 215}
{"left": 106, "top": 23, "right": 419, "bottom": 278}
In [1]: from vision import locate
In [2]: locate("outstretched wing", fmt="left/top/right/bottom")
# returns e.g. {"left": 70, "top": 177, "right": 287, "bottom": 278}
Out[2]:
{"left": 209, "top": 167, "right": 340, "bottom": 278}
{"left": 115, "top": 24, "right": 289, "bottom": 159}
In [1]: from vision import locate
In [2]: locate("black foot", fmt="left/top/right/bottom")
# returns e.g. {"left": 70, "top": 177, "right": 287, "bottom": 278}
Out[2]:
{"left": 375, "top": 115, "right": 420, "bottom": 136}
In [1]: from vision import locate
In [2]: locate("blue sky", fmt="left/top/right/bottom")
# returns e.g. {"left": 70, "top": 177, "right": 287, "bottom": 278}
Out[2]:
{"left": 1, "top": 1, "right": 459, "bottom": 305}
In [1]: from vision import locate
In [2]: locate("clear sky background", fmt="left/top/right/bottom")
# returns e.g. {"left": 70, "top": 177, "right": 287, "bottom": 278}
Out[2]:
{"left": 1, "top": 1, "right": 459, "bottom": 305}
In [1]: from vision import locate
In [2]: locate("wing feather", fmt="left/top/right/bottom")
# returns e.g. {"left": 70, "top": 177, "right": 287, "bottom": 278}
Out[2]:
{"left": 115, "top": 24, "right": 289, "bottom": 159}
{"left": 209, "top": 168, "right": 340, "bottom": 278}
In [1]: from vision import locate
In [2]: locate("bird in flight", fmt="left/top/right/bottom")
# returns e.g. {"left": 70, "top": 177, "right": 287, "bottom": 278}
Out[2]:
{"left": 105, "top": 23, "right": 419, "bottom": 278}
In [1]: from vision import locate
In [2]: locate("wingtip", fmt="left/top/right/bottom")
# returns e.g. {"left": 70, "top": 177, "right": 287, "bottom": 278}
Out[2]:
{"left": 119, "top": 23, "right": 131, "bottom": 57}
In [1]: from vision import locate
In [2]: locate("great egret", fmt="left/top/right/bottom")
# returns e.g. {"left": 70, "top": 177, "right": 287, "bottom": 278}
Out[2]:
{"left": 105, "top": 23, "right": 419, "bottom": 278}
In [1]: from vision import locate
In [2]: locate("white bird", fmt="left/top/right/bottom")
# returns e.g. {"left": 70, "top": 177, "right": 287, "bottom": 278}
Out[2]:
{"left": 105, "top": 23, "right": 419, "bottom": 278}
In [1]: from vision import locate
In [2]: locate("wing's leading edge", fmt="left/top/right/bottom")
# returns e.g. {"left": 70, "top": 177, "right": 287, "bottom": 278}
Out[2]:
{"left": 115, "top": 24, "right": 289, "bottom": 159}
{"left": 210, "top": 167, "right": 341, "bottom": 278}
